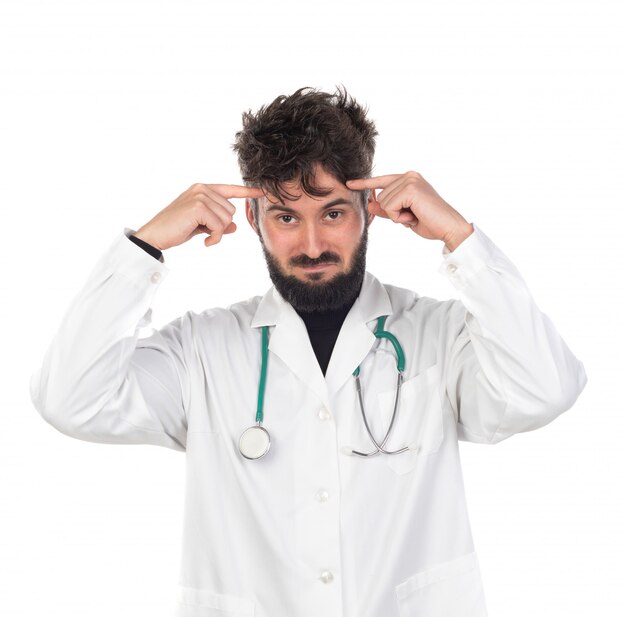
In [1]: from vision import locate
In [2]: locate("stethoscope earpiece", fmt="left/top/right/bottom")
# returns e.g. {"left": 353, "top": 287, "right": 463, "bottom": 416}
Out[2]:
{"left": 349, "top": 316, "right": 411, "bottom": 457}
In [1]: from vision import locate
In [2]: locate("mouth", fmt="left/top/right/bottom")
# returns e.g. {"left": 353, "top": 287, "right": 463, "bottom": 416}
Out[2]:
{"left": 298, "top": 262, "right": 337, "bottom": 272}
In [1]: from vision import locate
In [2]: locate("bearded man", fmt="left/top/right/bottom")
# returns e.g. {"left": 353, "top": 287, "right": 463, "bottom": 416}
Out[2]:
{"left": 30, "top": 85, "right": 587, "bottom": 617}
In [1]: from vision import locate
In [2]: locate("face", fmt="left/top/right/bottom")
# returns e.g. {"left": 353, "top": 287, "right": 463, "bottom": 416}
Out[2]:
{"left": 246, "top": 163, "right": 375, "bottom": 312}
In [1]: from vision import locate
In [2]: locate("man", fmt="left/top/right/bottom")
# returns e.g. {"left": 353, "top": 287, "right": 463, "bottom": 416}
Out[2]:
{"left": 30, "top": 85, "right": 587, "bottom": 617}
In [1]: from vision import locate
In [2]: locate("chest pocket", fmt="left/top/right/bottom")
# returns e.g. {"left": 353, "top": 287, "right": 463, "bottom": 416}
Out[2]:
{"left": 377, "top": 364, "right": 444, "bottom": 475}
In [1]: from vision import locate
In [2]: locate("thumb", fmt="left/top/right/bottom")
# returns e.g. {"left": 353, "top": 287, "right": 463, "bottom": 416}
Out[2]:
{"left": 368, "top": 199, "right": 388, "bottom": 219}
{"left": 223, "top": 222, "right": 237, "bottom": 234}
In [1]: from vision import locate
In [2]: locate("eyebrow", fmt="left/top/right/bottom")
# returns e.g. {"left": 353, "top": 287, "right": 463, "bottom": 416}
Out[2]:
{"left": 265, "top": 197, "right": 354, "bottom": 215}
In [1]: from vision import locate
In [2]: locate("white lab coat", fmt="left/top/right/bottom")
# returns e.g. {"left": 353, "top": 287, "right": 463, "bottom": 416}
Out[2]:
{"left": 30, "top": 224, "right": 587, "bottom": 617}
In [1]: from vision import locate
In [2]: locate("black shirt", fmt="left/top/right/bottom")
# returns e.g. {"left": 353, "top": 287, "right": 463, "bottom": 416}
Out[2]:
{"left": 294, "top": 301, "right": 354, "bottom": 375}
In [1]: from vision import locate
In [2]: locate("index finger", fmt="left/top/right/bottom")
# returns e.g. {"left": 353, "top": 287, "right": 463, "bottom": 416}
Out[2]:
{"left": 205, "top": 184, "right": 266, "bottom": 199}
{"left": 345, "top": 174, "right": 403, "bottom": 190}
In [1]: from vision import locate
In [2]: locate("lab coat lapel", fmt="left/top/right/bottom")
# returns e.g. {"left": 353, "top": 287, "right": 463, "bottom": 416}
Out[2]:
{"left": 325, "top": 272, "right": 393, "bottom": 396}
{"left": 251, "top": 286, "right": 330, "bottom": 408}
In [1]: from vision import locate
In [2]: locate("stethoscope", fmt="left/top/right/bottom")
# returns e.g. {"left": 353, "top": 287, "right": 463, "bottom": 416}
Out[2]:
{"left": 238, "top": 316, "right": 412, "bottom": 460}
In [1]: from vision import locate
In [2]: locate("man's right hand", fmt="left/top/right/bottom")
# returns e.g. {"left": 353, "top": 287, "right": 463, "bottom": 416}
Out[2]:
{"left": 134, "top": 183, "right": 265, "bottom": 251}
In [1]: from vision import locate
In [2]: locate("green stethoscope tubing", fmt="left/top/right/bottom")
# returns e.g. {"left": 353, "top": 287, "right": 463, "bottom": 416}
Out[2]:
{"left": 353, "top": 316, "right": 405, "bottom": 376}
{"left": 350, "top": 315, "right": 410, "bottom": 457}
{"left": 239, "top": 316, "right": 409, "bottom": 460}
{"left": 256, "top": 324, "right": 269, "bottom": 424}
{"left": 237, "top": 324, "right": 272, "bottom": 460}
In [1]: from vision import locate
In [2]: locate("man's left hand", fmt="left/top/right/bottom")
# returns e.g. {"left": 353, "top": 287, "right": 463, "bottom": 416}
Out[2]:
{"left": 346, "top": 171, "right": 474, "bottom": 252}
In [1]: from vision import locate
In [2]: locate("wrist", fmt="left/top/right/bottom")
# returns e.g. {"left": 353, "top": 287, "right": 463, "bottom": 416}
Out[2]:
{"left": 134, "top": 227, "right": 163, "bottom": 251}
{"left": 129, "top": 234, "right": 163, "bottom": 261}
{"left": 444, "top": 222, "right": 474, "bottom": 252}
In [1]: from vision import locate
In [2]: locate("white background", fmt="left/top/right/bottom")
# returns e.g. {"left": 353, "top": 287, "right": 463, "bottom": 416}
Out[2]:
{"left": 1, "top": 0, "right": 623, "bottom": 615}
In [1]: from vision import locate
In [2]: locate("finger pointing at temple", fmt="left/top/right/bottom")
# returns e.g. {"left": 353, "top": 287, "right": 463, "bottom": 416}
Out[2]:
{"left": 133, "top": 183, "right": 267, "bottom": 252}
{"left": 205, "top": 184, "right": 266, "bottom": 199}
{"left": 346, "top": 174, "right": 403, "bottom": 190}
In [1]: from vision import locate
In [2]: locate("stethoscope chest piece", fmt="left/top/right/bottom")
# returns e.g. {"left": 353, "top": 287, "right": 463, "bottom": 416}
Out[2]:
{"left": 239, "top": 424, "right": 271, "bottom": 460}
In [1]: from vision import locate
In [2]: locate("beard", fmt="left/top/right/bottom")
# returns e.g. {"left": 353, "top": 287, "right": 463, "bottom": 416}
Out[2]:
{"left": 259, "top": 226, "right": 368, "bottom": 312}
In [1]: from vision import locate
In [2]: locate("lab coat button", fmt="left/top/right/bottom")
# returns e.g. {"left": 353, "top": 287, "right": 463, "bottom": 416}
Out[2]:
{"left": 319, "top": 570, "right": 334, "bottom": 584}
{"left": 318, "top": 408, "right": 331, "bottom": 421}
{"left": 150, "top": 272, "right": 161, "bottom": 283}
{"left": 446, "top": 263, "right": 458, "bottom": 274}
{"left": 315, "top": 489, "right": 329, "bottom": 503}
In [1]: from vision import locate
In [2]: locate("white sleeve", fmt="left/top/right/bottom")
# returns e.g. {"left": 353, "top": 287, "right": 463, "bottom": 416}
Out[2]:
{"left": 29, "top": 228, "right": 189, "bottom": 451}
{"left": 439, "top": 224, "right": 587, "bottom": 444}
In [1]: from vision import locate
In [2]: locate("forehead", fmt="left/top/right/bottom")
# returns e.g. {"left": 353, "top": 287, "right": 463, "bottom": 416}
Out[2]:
{"left": 261, "top": 165, "right": 353, "bottom": 208}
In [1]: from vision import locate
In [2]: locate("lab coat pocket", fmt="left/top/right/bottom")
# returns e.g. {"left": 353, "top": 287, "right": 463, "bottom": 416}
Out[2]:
{"left": 176, "top": 586, "right": 255, "bottom": 616}
{"left": 377, "top": 364, "right": 443, "bottom": 475}
{"left": 394, "top": 551, "right": 488, "bottom": 617}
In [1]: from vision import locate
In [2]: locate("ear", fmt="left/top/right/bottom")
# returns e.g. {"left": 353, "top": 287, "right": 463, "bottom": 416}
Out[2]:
{"left": 245, "top": 198, "right": 259, "bottom": 233}
{"left": 366, "top": 189, "right": 377, "bottom": 226}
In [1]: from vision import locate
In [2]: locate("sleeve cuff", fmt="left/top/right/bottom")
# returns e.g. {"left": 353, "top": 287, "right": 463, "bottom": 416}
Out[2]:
{"left": 101, "top": 228, "right": 170, "bottom": 286}
{"left": 128, "top": 233, "right": 164, "bottom": 262}
{"left": 438, "top": 224, "right": 498, "bottom": 288}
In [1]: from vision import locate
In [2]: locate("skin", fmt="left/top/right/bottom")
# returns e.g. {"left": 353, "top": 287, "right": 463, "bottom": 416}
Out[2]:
{"left": 134, "top": 183, "right": 265, "bottom": 250}
{"left": 134, "top": 163, "right": 473, "bottom": 260}
{"left": 245, "top": 164, "right": 375, "bottom": 285}
{"left": 345, "top": 170, "right": 474, "bottom": 252}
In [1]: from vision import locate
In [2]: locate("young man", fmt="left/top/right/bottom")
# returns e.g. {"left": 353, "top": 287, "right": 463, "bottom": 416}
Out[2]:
{"left": 30, "top": 85, "right": 587, "bottom": 617}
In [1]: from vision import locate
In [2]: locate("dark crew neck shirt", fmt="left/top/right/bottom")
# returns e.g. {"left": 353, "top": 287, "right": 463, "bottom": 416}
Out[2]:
{"left": 293, "top": 301, "right": 355, "bottom": 375}
{"left": 128, "top": 234, "right": 354, "bottom": 375}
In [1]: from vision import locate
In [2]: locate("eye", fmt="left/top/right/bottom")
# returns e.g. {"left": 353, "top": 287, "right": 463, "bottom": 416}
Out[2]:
{"left": 326, "top": 210, "right": 342, "bottom": 220}
{"left": 278, "top": 215, "right": 295, "bottom": 224}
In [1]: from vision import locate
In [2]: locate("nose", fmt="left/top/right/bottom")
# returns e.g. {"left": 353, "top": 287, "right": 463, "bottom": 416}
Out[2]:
{"left": 300, "top": 221, "right": 327, "bottom": 259}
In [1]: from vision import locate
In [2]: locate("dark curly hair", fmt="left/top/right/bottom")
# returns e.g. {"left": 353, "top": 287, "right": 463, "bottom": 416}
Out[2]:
{"left": 231, "top": 84, "right": 378, "bottom": 220}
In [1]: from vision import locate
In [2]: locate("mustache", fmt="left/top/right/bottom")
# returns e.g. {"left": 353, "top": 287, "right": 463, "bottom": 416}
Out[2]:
{"left": 289, "top": 252, "right": 341, "bottom": 267}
